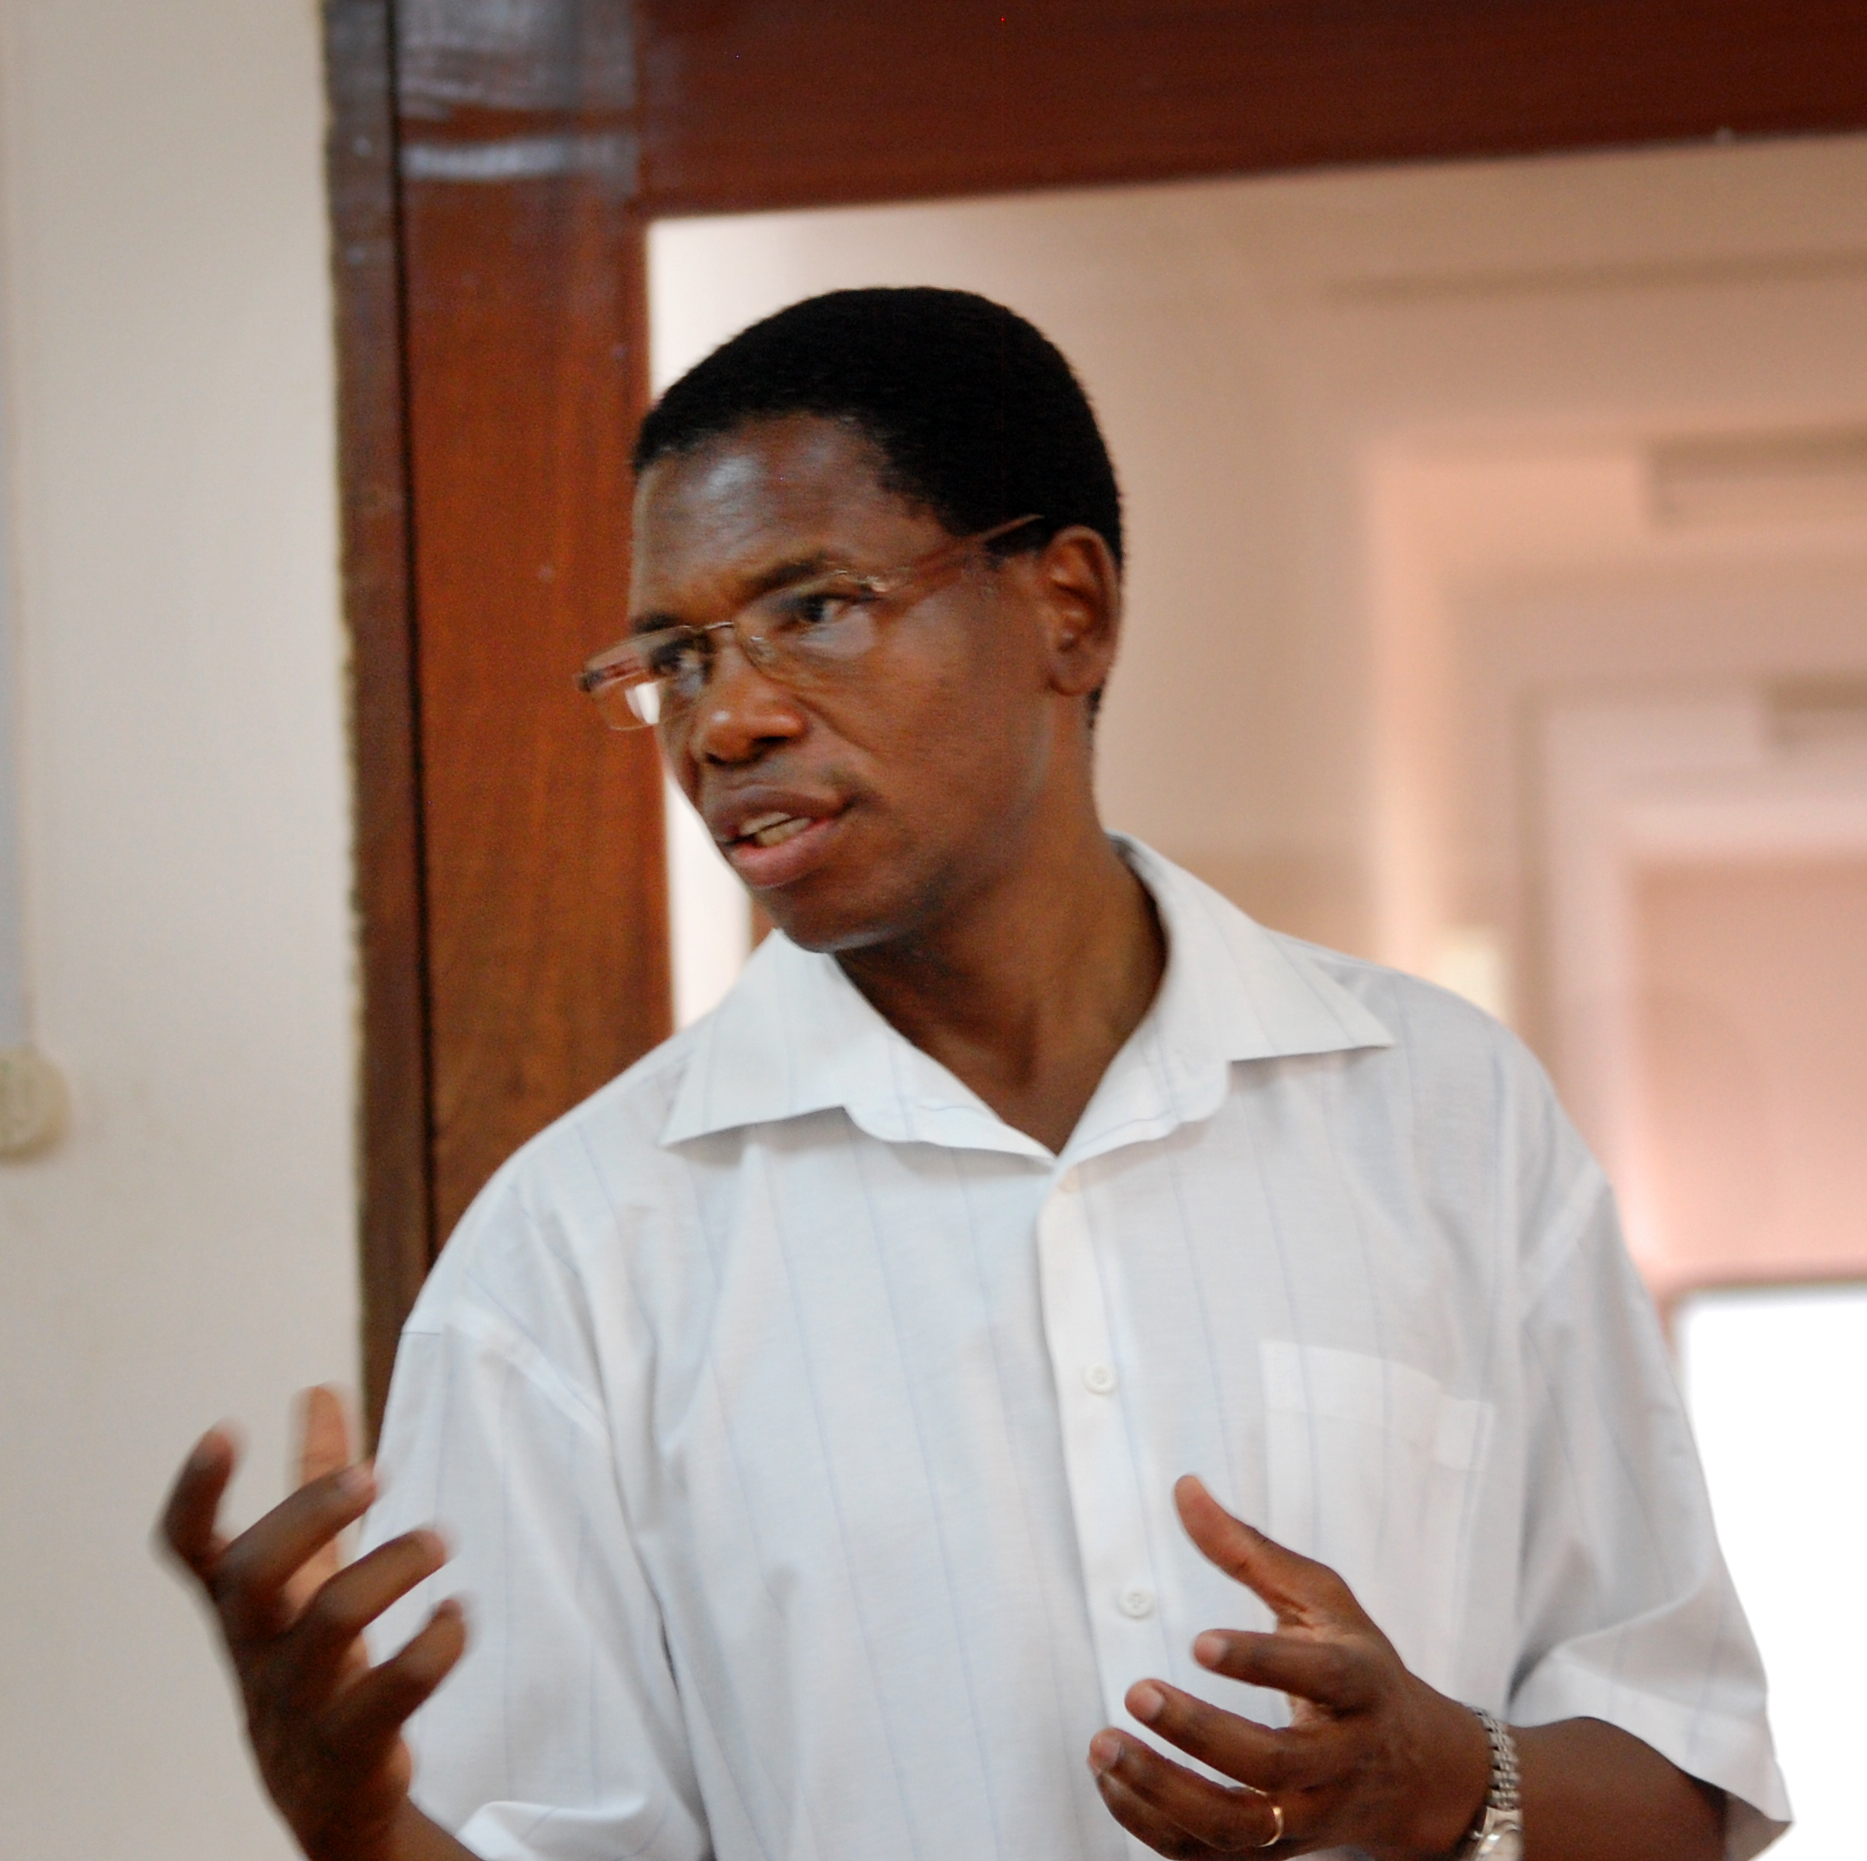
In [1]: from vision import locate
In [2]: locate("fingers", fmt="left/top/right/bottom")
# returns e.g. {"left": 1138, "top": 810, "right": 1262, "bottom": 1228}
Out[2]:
{"left": 160, "top": 1387, "right": 364, "bottom": 1604}
{"left": 296, "top": 1384, "right": 355, "bottom": 1489}
{"left": 319, "top": 1596, "right": 468, "bottom": 1770}
{"left": 1128, "top": 1679, "right": 1351, "bottom": 1796}
{"left": 160, "top": 1426, "right": 239, "bottom": 1583}
{"left": 286, "top": 1386, "right": 362, "bottom": 1611}
{"left": 1091, "top": 1729, "right": 1286, "bottom": 1856}
{"left": 1190, "top": 1630, "right": 1380, "bottom": 1715}
{"left": 1094, "top": 1768, "right": 1232, "bottom": 1859}
{"left": 1174, "top": 1476, "right": 1364, "bottom": 1630}
{"left": 289, "top": 1529, "right": 450, "bottom": 1699}
{"left": 1101, "top": 1477, "right": 1458, "bottom": 1860}
{"left": 214, "top": 1462, "right": 377, "bottom": 1641}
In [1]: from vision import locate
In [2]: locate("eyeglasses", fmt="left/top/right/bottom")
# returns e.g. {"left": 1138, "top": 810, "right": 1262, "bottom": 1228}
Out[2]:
{"left": 576, "top": 513, "right": 1044, "bottom": 731}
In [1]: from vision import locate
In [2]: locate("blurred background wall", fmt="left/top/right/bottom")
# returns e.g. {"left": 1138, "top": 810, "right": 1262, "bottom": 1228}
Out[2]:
{"left": 0, "top": 2, "right": 354, "bottom": 1856}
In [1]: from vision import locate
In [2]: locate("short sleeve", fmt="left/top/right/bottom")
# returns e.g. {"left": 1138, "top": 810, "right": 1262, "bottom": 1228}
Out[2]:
{"left": 1511, "top": 1165, "right": 1791, "bottom": 1860}
{"left": 360, "top": 1187, "right": 708, "bottom": 1861}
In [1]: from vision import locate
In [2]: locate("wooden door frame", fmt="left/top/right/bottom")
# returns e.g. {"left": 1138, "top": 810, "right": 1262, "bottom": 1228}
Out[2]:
{"left": 321, "top": 0, "right": 1867, "bottom": 1434}
{"left": 326, "top": 0, "right": 430, "bottom": 1427}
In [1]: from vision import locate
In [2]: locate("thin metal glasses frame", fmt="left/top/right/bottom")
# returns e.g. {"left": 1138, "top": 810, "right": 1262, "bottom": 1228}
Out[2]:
{"left": 576, "top": 513, "right": 1044, "bottom": 730}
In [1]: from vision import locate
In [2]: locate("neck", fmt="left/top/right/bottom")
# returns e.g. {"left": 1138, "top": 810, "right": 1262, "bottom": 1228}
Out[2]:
{"left": 836, "top": 811, "right": 1165, "bottom": 1156}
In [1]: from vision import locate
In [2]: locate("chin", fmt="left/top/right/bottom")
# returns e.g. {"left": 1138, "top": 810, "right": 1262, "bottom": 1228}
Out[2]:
{"left": 760, "top": 904, "right": 896, "bottom": 957}
{"left": 757, "top": 875, "right": 931, "bottom": 959}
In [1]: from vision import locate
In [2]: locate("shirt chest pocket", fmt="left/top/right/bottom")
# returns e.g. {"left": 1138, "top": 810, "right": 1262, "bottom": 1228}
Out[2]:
{"left": 1259, "top": 1341, "right": 1493, "bottom": 1694}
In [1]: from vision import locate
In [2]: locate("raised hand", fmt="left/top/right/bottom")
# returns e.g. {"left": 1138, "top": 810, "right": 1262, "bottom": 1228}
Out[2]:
{"left": 159, "top": 1387, "right": 471, "bottom": 1861}
{"left": 1087, "top": 1475, "right": 1490, "bottom": 1860}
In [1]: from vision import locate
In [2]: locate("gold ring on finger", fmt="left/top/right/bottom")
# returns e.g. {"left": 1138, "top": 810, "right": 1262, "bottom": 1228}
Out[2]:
{"left": 1255, "top": 1801, "right": 1284, "bottom": 1848}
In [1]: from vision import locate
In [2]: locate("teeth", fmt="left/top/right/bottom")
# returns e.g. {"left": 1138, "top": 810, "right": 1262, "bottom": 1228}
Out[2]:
{"left": 751, "top": 817, "right": 810, "bottom": 848}
{"left": 728, "top": 809, "right": 820, "bottom": 850}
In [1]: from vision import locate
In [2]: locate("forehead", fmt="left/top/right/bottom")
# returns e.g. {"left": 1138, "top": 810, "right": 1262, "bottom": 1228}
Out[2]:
{"left": 631, "top": 415, "right": 934, "bottom": 606}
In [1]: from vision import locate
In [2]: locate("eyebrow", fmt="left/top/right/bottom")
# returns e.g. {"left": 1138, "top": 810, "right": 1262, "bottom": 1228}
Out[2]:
{"left": 627, "top": 549, "right": 859, "bottom": 635}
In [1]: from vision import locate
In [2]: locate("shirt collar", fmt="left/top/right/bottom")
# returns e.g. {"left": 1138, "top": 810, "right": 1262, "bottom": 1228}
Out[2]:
{"left": 661, "top": 837, "right": 1393, "bottom": 1161}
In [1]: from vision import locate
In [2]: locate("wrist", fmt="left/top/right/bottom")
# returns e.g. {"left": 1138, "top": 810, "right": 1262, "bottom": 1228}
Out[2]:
{"left": 392, "top": 1798, "right": 481, "bottom": 1861}
{"left": 1402, "top": 1688, "right": 1494, "bottom": 1861}
{"left": 297, "top": 1795, "right": 435, "bottom": 1861}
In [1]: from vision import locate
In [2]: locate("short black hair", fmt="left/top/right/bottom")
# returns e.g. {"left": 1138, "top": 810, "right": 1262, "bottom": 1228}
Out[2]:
{"left": 633, "top": 287, "right": 1123, "bottom": 570}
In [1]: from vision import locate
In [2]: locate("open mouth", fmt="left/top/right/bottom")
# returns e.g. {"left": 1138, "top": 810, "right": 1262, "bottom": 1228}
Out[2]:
{"left": 714, "top": 802, "right": 845, "bottom": 890}
{"left": 734, "top": 811, "right": 815, "bottom": 849}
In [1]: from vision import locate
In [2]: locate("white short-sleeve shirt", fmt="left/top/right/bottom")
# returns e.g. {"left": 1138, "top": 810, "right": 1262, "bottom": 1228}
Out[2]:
{"left": 364, "top": 841, "right": 1789, "bottom": 1861}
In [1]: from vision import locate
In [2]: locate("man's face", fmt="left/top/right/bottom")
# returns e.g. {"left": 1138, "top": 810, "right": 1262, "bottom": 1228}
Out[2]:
{"left": 631, "top": 414, "right": 1082, "bottom": 953}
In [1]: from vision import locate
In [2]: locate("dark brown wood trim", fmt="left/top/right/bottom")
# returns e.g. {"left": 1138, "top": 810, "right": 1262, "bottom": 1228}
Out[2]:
{"left": 398, "top": 165, "right": 669, "bottom": 1245}
{"left": 636, "top": 0, "right": 1867, "bottom": 218}
{"left": 323, "top": 0, "right": 433, "bottom": 1444}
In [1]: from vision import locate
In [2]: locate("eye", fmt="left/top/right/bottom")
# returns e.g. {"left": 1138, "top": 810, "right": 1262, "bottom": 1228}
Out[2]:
{"left": 764, "top": 574, "right": 873, "bottom": 634}
{"left": 641, "top": 629, "right": 710, "bottom": 689}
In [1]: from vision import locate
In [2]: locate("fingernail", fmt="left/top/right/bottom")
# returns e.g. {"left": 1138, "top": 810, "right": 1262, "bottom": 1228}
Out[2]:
{"left": 1194, "top": 1632, "right": 1227, "bottom": 1666}
{"left": 1088, "top": 1731, "right": 1122, "bottom": 1775}
{"left": 337, "top": 1464, "right": 373, "bottom": 1500}
{"left": 1129, "top": 1682, "right": 1164, "bottom": 1723}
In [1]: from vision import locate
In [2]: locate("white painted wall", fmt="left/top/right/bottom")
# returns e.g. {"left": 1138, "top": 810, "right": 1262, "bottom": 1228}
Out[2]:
{"left": 0, "top": 4, "right": 355, "bottom": 1856}
{"left": 0, "top": 353, "right": 23, "bottom": 1045}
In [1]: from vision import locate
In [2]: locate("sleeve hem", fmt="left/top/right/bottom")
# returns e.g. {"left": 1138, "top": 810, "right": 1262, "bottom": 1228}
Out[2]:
{"left": 1510, "top": 1662, "right": 1791, "bottom": 1861}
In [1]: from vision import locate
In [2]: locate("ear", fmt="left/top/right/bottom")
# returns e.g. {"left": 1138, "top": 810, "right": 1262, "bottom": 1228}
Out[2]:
{"left": 1027, "top": 525, "right": 1122, "bottom": 702}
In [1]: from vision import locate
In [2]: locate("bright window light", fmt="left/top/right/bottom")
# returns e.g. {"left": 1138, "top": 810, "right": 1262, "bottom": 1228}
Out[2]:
{"left": 1678, "top": 1283, "right": 1867, "bottom": 1860}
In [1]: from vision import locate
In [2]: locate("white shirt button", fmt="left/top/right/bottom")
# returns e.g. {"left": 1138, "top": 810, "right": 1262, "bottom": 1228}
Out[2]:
{"left": 1082, "top": 1361, "right": 1119, "bottom": 1395}
{"left": 1118, "top": 1584, "right": 1156, "bottom": 1620}
{"left": 1057, "top": 1169, "right": 1080, "bottom": 1195}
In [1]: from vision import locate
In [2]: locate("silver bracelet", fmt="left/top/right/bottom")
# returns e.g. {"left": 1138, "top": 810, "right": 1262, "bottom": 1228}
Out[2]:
{"left": 1458, "top": 1707, "right": 1523, "bottom": 1860}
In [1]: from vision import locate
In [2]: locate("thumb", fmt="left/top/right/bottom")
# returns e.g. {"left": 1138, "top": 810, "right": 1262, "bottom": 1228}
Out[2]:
{"left": 1173, "top": 1474, "right": 1367, "bottom": 1630}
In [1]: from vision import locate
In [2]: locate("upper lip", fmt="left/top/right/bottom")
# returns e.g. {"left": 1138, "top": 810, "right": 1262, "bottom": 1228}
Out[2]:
{"left": 705, "top": 785, "right": 845, "bottom": 845}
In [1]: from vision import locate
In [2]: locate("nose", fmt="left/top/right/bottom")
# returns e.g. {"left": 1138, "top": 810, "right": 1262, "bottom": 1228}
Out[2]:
{"left": 682, "top": 631, "right": 806, "bottom": 766}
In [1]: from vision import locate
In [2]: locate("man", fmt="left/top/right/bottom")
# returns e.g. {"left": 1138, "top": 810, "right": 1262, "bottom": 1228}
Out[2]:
{"left": 164, "top": 288, "right": 1788, "bottom": 1861}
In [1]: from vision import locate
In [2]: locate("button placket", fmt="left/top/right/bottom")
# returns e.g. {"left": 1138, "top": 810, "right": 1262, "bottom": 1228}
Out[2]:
{"left": 1036, "top": 1168, "right": 1174, "bottom": 1721}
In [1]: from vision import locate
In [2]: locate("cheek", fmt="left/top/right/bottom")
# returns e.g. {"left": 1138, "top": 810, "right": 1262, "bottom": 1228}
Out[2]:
{"left": 658, "top": 725, "right": 700, "bottom": 803}
{"left": 885, "top": 691, "right": 1050, "bottom": 855}
{"left": 894, "top": 623, "right": 1041, "bottom": 760}
{"left": 878, "top": 675, "right": 1024, "bottom": 799}
{"left": 809, "top": 618, "right": 1050, "bottom": 833}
